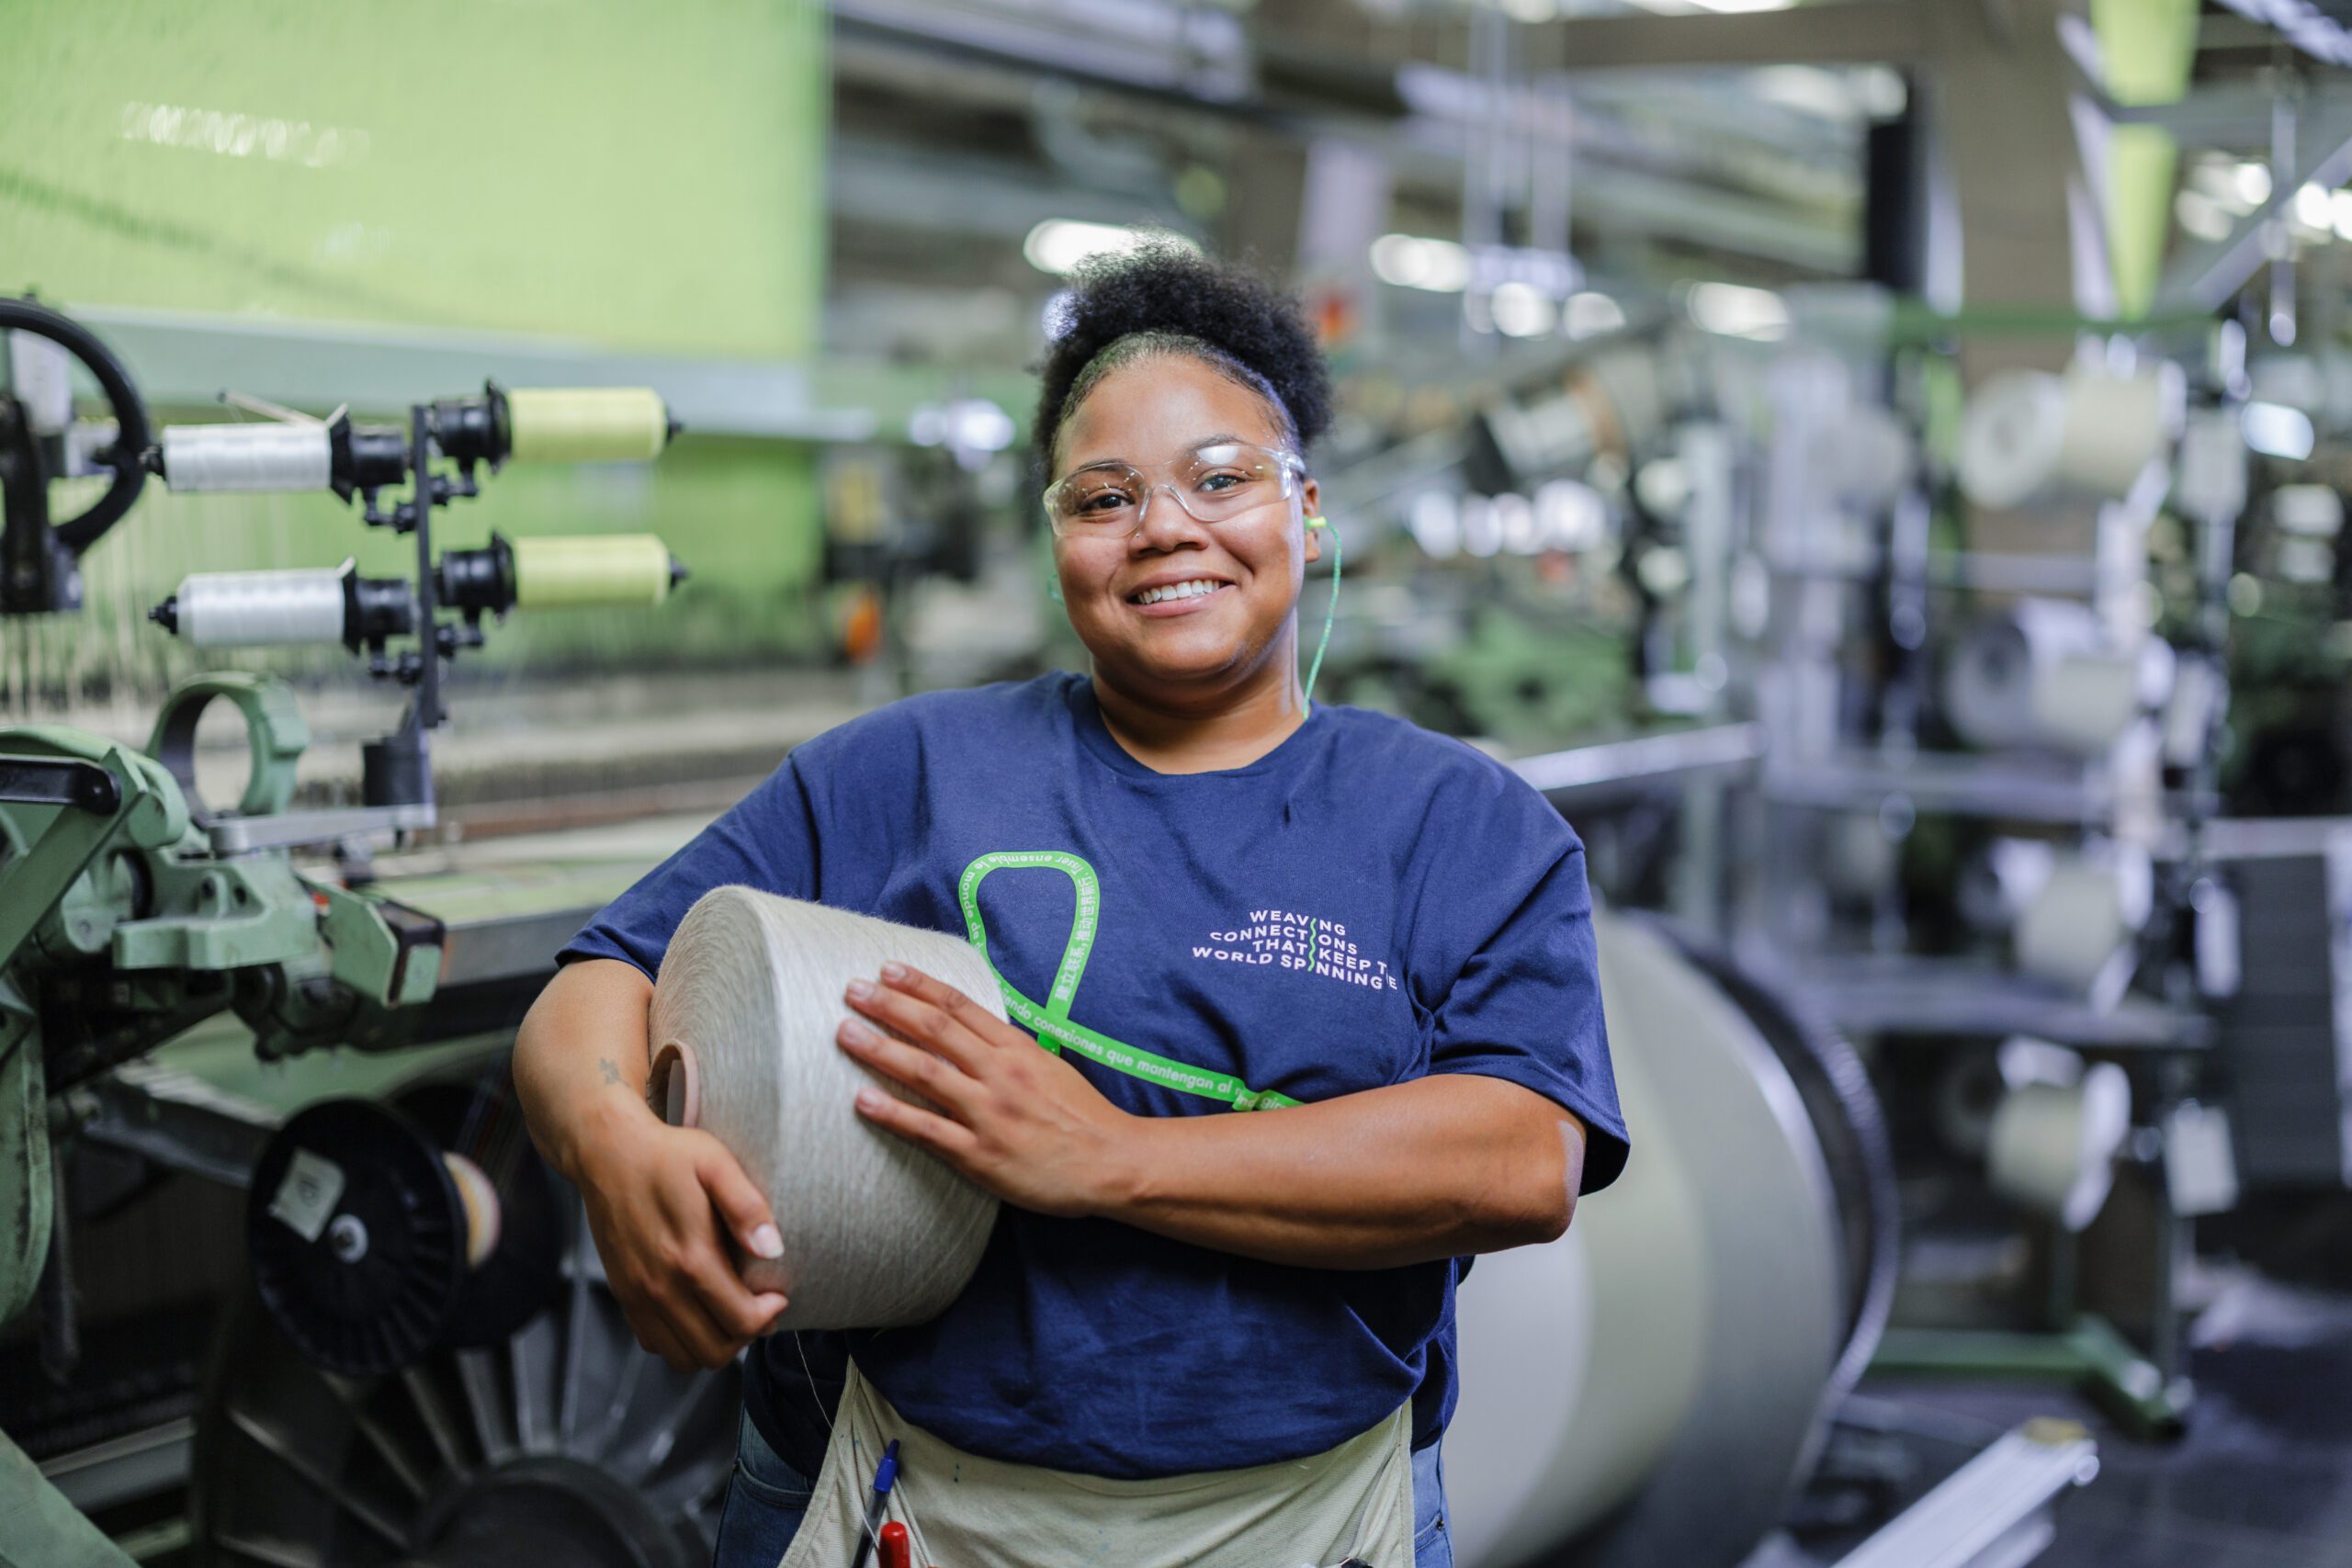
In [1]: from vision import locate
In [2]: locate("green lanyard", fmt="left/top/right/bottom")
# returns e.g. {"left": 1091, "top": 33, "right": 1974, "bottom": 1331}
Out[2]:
{"left": 956, "top": 850, "right": 1298, "bottom": 1111}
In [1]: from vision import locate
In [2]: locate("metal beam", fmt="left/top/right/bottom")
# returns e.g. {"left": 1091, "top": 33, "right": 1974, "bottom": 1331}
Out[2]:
{"left": 1547, "top": 1, "right": 1932, "bottom": 73}
{"left": 73, "top": 306, "right": 879, "bottom": 439}
{"left": 2210, "top": 0, "right": 2352, "bottom": 68}
{"left": 2108, "top": 81, "right": 2352, "bottom": 148}
{"left": 2154, "top": 101, "right": 2352, "bottom": 310}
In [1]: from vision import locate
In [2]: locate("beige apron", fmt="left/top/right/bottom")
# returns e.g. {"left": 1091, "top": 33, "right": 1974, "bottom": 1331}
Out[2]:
{"left": 775, "top": 1360, "right": 1415, "bottom": 1568}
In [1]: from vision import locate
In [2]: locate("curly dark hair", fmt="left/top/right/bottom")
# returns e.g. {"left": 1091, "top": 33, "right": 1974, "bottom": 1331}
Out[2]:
{"left": 1034, "top": 239, "right": 1333, "bottom": 477}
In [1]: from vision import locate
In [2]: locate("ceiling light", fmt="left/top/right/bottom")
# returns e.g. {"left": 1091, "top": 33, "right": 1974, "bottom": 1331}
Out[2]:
{"left": 1565, "top": 292, "right": 1625, "bottom": 338}
{"left": 1022, "top": 220, "right": 1191, "bottom": 276}
{"left": 1491, "top": 282, "right": 1558, "bottom": 338}
{"left": 2233, "top": 161, "right": 2273, "bottom": 207}
{"left": 1370, "top": 233, "right": 1473, "bottom": 293}
{"left": 1687, "top": 281, "right": 1789, "bottom": 341}
{"left": 2243, "top": 401, "right": 2316, "bottom": 461}
{"left": 2175, "top": 188, "right": 2231, "bottom": 242}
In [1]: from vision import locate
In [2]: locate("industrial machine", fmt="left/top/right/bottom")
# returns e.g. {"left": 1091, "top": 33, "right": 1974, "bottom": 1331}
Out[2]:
{"left": 2, "top": 294, "right": 2104, "bottom": 1568}
{"left": 0, "top": 297, "right": 704, "bottom": 1566}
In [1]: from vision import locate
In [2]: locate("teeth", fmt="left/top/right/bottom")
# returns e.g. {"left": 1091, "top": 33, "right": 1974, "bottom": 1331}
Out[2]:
{"left": 1136, "top": 579, "right": 1222, "bottom": 605}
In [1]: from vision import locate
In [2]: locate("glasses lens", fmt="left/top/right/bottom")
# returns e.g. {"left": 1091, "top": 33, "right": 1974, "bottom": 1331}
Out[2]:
{"left": 1047, "top": 467, "right": 1145, "bottom": 533}
{"left": 1181, "top": 444, "right": 1294, "bottom": 522}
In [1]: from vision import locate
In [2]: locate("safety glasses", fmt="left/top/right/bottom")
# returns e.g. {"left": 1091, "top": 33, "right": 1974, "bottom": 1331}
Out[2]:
{"left": 1043, "top": 441, "right": 1306, "bottom": 539}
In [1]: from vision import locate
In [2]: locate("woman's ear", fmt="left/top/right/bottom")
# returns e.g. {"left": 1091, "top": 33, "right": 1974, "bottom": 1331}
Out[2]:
{"left": 1301, "top": 478, "right": 1324, "bottom": 565}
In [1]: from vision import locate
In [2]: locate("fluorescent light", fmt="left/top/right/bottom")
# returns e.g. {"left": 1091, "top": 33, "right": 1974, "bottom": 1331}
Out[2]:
{"left": 1370, "top": 233, "right": 1471, "bottom": 292}
{"left": 2233, "top": 161, "right": 2273, "bottom": 206}
{"left": 2243, "top": 400, "right": 2316, "bottom": 461}
{"left": 1491, "top": 282, "right": 1557, "bottom": 338}
{"left": 2175, "top": 188, "right": 2232, "bottom": 242}
{"left": 2296, "top": 183, "right": 2335, "bottom": 231}
{"left": 1022, "top": 220, "right": 1192, "bottom": 276}
{"left": 2333, "top": 190, "right": 2352, "bottom": 243}
{"left": 1565, "top": 291, "right": 1625, "bottom": 338}
{"left": 1688, "top": 281, "right": 1789, "bottom": 341}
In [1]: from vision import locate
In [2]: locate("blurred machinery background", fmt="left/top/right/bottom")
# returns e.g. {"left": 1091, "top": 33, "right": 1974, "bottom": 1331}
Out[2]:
{"left": 13, "top": 2, "right": 2352, "bottom": 1566}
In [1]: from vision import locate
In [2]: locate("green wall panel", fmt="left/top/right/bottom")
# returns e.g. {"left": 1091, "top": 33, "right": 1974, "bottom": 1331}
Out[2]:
{"left": 2, "top": 0, "right": 826, "bottom": 355}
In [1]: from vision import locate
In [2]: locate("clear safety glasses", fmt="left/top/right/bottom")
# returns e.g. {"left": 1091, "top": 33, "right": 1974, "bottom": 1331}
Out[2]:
{"left": 1042, "top": 442, "right": 1306, "bottom": 540}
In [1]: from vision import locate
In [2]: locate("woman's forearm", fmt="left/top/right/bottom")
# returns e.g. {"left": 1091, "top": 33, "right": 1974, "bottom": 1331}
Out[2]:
{"left": 1098, "top": 1074, "right": 1586, "bottom": 1270}
{"left": 513, "top": 957, "right": 661, "bottom": 1182}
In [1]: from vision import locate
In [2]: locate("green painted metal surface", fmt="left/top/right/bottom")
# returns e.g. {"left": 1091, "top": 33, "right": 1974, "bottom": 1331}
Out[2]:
{"left": 0, "top": 1427, "right": 138, "bottom": 1568}
{"left": 1872, "top": 1314, "right": 2192, "bottom": 1438}
{"left": 0, "top": 1, "right": 825, "bottom": 356}
{"left": 2092, "top": 0, "right": 2200, "bottom": 319}
{"left": 144, "top": 672, "right": 308, "bottom": 818}
{"left": 109, "top": 852, "right": 320, "bottom": 971}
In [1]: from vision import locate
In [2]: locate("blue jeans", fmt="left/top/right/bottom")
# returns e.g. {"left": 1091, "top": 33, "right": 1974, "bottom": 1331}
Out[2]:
{"left": 712, "top": 1411, "right": 1453, "bottom": 1568}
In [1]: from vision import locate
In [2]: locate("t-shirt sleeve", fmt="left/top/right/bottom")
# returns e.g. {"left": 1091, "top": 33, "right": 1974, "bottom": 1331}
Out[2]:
{"left": 556, "top": 757, "right": 822, "bottom": 979}
{"left": 1421, "top": 824, "right": 1629, "bottom": 1196}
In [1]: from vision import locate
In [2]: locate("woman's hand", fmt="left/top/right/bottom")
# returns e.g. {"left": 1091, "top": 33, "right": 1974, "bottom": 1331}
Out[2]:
{"left": 838, "top": 964, "right": 1136, "bottom": 1218}
{"left": 571, "top": 1099, "right": 791, "bottom": 1371}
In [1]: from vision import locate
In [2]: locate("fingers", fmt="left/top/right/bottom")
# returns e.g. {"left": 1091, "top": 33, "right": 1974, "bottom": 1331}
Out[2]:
{"left": 837, "top": 1017, "right": 978, "bottom": 1111}
{"left": 846, "top": 966, "right": 1014, "bottom": 1069}
{"left": 583, "top": 1131, "right": 788, "bottom": 1373}
{"left": 689, "top": 1130, "right": 785, "bottom": 1263}
{"left": 854, "top": 1083, "right": 980, "bottom": 1165}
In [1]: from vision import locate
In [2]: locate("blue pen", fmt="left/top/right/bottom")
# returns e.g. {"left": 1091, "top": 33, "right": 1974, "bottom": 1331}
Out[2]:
{"left": 847, "top": 1438, "right": 900, "bottom": 1568}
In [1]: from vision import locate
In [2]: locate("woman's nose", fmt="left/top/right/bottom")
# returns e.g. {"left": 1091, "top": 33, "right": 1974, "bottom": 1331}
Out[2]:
{"left": 1131, "top": 483, "right": 1208, "bottom": 547}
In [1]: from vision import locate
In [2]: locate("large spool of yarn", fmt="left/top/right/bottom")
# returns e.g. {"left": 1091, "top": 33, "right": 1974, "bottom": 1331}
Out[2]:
{"left": 647, "top": 886, "right": 1002, "bottom": 1329}
{"left": 1943, "top": 598, "right": 2173, "bottom": 756}
{"left": 1988, "top": 1056, "right": 2132, "bottom": 1233}
{"left": 2014, "top": 846, "right": 2154, "bottom": 996}
{"left": 1449, "top": 911, "right": 1868, "bottom": 1568}
{"left": 1957, "top": 365, "right": 2182, "bottom": 510}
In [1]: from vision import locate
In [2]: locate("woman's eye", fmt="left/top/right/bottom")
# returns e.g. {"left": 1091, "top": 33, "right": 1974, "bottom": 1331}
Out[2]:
{"left": 1196, "top": 470, "right": 1250, "bottom": 493}
{"left": 1078, "top": 491, "right": 1135, "bottom": 513}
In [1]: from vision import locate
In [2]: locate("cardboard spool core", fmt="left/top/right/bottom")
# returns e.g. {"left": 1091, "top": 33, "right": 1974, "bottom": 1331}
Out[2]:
{"left": 652, "top": 1040, "right": 702, "bottom": 1130}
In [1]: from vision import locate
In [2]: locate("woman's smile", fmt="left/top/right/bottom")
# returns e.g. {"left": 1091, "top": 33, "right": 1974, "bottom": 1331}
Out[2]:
{"left": 1125, "top": 576, "right": 1237, "bottom": 615}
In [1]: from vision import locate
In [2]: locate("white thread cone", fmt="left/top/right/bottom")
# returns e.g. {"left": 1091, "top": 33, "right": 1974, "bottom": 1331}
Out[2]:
{"left": 650, "top": 886, "right": 1003, "bottom": 1329}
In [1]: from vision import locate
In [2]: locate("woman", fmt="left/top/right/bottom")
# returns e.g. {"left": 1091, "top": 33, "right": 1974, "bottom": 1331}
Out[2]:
{"left": 515, "top": 243, "right": 1628, "bottom": 1568}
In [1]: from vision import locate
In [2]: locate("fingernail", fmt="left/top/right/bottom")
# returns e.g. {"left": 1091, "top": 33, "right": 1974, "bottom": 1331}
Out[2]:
{"left": 839, "top": 1018, "right": 875, "bottom": 1045}
{"left": 880, "top": 961, "right": 908, "bottom": 981}
{"left": 845, "top": 977, "right": 874, "bottom": 1001}
{"left": 751, "top": 1224, "right": 784, "bottom": 1258}
{"left": 855, "top": 1087, "right": 883, "bottom": 1111}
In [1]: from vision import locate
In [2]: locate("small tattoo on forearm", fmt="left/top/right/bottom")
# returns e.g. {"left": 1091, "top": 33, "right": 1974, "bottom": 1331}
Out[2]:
{"left": 599, "top": 1057, "right": 621, "bottom": 1087}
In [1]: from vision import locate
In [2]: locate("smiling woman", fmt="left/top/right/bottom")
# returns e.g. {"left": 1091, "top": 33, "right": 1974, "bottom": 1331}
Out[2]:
{"left": 515, "top": 241, "right": 1627, "bottom": 1568}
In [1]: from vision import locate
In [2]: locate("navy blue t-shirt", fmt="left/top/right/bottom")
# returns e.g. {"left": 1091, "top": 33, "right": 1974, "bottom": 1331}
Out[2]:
{"left": 559, "top": 671, "right": 1627, "bottom": 1480}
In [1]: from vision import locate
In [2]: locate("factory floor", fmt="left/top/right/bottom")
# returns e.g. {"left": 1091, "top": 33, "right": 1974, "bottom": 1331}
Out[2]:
{"left": 1810, "top": 1263, "right": 2352, "bottom": 1568}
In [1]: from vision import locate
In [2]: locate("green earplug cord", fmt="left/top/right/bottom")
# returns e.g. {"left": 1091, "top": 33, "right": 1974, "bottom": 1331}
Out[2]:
{"left": 1302, "top": 514, "right": 1340, "bottom": 716}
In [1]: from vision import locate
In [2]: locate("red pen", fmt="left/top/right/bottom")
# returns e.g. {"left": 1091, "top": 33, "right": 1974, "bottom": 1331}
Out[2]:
{"left": 877, "top": 1520, "right": 911, "bottom": 1568}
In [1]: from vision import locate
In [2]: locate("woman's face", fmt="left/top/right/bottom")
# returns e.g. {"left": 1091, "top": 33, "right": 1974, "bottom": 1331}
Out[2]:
{"left": 1049, "top": 356, "right": 1321, "bottom": 705}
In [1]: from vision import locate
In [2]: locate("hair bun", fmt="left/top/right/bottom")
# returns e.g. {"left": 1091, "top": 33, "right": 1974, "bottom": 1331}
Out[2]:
{"left": 1035, "top": 239, "right": 1333, "bottom": 468}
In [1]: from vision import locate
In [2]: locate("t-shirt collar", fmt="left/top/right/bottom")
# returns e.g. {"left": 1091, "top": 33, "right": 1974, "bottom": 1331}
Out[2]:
{"left": 1064, "top": 672, "right": 1321, "bottom": 784}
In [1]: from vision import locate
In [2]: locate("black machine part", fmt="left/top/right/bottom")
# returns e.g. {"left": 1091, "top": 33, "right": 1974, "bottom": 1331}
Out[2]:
{"left": 428, "top": 381, "right": 513, "bottom": 473}
{"left": 244, "top": 1087, "right": 560, "bottom": 1379}
{"left": 0, "top": 296, "right": 152, "bottom": 614}
{"left": 196, "top": 1072, "right": 736, "bottom": 1568}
